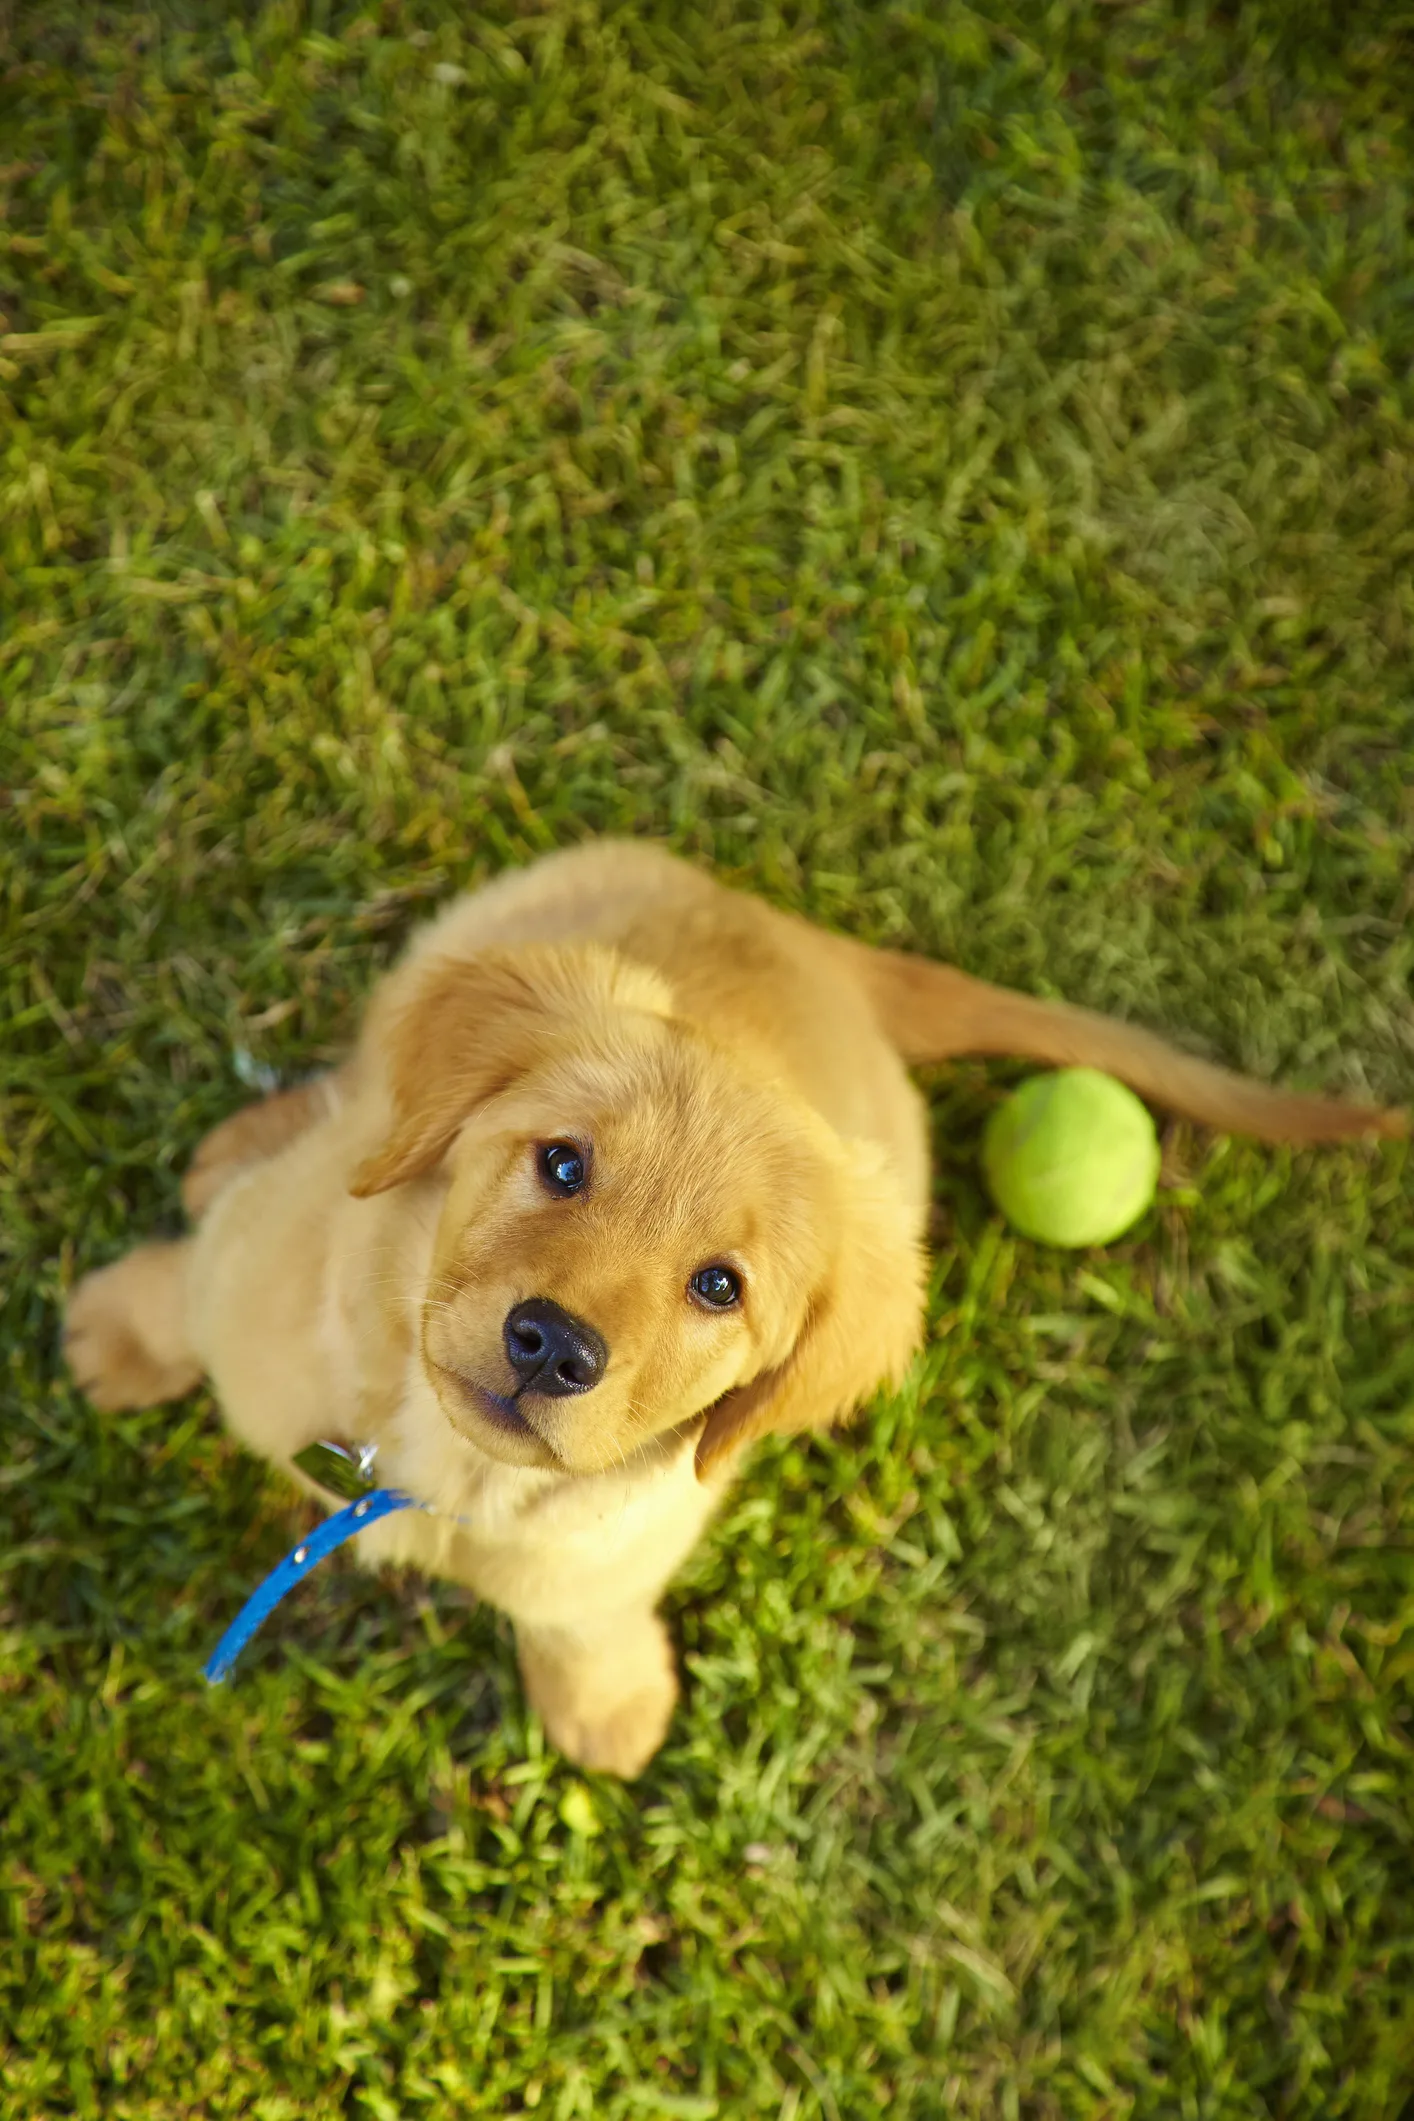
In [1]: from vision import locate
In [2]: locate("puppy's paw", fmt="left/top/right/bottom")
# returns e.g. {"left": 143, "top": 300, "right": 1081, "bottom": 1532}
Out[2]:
{"left": 518, "top": 1614, "right": 679, "bottom": 1780}
{"left": 65, "top": 1247, "right": 202, "bottom": 1412}
{"left": 540, "top": 1674, "right": 680, "bottom": 1780}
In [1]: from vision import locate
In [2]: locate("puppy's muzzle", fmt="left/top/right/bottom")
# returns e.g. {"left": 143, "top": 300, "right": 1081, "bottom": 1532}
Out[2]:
{"left": 504, "top": 1298, "right": 607, "bottom": 1397}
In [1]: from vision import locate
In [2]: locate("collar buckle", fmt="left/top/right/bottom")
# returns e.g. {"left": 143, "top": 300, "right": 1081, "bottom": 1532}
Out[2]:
{"left": 292, "top": 1437, "right": 380, "bottom": 1502}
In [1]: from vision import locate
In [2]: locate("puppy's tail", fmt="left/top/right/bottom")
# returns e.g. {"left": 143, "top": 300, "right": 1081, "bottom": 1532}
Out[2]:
{"left": 855, "top": 944, "right": 1405, "bottom": 1146}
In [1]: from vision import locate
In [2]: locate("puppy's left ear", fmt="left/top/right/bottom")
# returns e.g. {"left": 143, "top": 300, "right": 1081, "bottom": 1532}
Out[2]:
{"left": 350, "top": 944, "right": 671, "bottom": 1197}
{"left": 694, "top": 1141, "right": 925, "bottom": 1480}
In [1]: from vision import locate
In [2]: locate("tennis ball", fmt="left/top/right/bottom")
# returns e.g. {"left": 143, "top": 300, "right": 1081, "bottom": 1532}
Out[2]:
{"left": 982, "top": 1068, "right": 1160, "bottom": 1247}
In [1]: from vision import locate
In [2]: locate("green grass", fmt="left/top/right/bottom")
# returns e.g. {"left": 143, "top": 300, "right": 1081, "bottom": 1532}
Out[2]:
{"left": 4, "top": 0, "right": 1414, "bottom": 2113}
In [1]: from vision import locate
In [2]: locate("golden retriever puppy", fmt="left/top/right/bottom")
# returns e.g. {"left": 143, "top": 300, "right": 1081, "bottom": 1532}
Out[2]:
{"left": 65, "top": 842, "right": 1402, "bottom": 1775}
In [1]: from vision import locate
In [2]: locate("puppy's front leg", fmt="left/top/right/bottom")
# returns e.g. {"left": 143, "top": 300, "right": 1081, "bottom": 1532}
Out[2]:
{"left": 516, "top": 1610, "right": 679, "bottom": 1779}
{"left": 66, "top": 1240, "right": 203, "bottom": 1412}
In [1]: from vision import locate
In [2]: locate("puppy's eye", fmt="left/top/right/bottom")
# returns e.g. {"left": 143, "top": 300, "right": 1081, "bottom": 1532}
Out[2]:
{"left": 540, "top": 1142, "right": 586, "bottom": 1196}
{"left": 690, "top": 1264, "right": 741, "bottom": 1310}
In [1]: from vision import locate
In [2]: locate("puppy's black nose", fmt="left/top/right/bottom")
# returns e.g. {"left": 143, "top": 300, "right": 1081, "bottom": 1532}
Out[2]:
{"left": 503, "top": 1298, "right": 607, "bottom": 1397}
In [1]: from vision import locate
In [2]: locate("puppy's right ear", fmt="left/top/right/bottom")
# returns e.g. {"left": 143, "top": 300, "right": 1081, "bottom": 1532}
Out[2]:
{"left": 694, "top": 1136, "right": 925, "bottom": 1479}
{"left": 350, "top": 944, "right": 670, "bottom": 1198}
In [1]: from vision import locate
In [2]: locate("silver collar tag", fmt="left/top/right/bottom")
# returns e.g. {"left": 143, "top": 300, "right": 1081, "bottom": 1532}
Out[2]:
{"left": 292, "top": 1438, "right": 380, "bottom": 1502}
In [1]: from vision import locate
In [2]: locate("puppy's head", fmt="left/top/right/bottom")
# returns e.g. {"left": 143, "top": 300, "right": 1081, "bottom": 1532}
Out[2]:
{"left": 353, "top": 945, "right": 923, "bottom": 1479}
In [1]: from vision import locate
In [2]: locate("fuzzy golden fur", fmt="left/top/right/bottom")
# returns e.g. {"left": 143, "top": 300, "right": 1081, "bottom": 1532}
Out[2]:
{"left": 66, "top": 842, "right": 1401, "bottom": 1775}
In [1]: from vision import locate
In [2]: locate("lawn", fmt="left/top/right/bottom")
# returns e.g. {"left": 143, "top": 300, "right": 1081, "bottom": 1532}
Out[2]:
{"left": 3, "top": 1, "right": 1414, "bottom": 2114}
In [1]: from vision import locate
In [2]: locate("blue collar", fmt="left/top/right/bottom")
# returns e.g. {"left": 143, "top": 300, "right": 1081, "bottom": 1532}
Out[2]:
{"left": 204, "top": 1440, "right": 417, "bottom": 1684}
